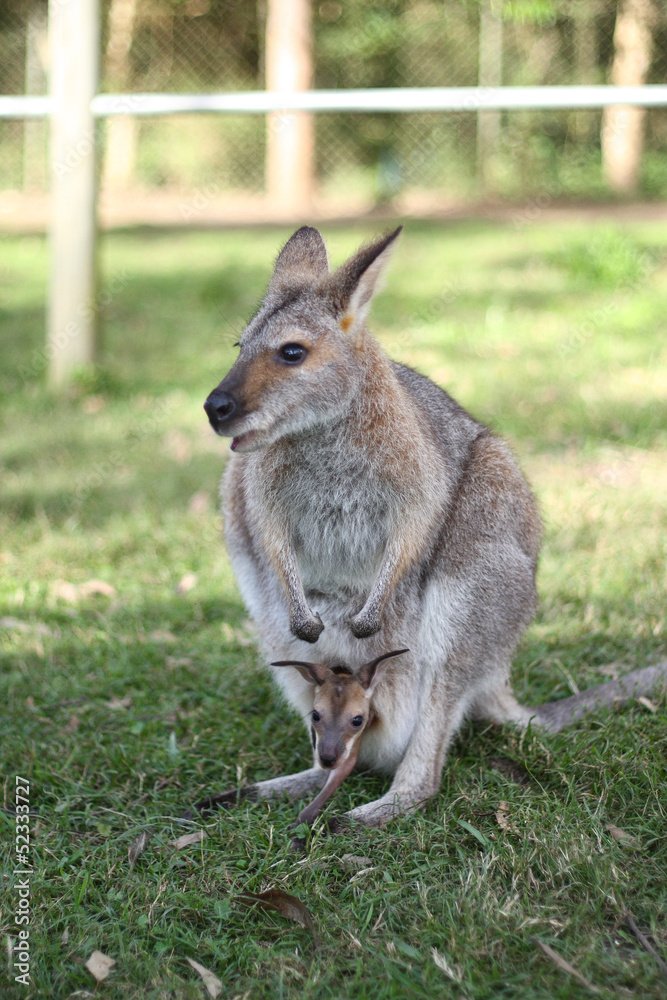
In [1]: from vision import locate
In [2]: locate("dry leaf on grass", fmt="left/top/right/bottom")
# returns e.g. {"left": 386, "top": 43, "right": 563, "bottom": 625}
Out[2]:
{"left": 148, "top": 630, "right": 178, "bottom": 644}
{"left": 340, "top": 854, "right": 374, "bottom": 871}
{"left": 1, "top": 616, "right": 28, "bottom": 631}
{"left": 236, "top": 889, "right": 315, "bottom": 934}
{"left": 188, "top": 490, "right": 211, "bottom": 516}
{"left": 166, "top": 656, "right": 194, "bottom": 670}
{"left": 61, "top": 928, "right": 69, "bottom": 945}
{"left": 233, "top": 628, "right": 255, "bottom": 647}
{"left": 51, "top": 580, "right": 79, "bottom": 603}
{"left": 606, "top": 823, "right": 638, "bottom": 846}
{"left": 51, "top": 579, "right": 116, "bottom": 603}
{"left": 495, "top": 801, "right": 510, "bottom": 831}
{"left": 64, "top": 714, "right": 80, "bottom": 732}
{"left": 106, "top": 695, "right": 132, "bottom": 710}
{"left": 173, "top": 830, "right": 205, "bottom": 850}
{"left": 0, "top": 617, "right": 55, "bottom": 636}
{"left": 163, "top": 429, "right": 191, "bottom": 464}
{"left": 221, "top": 621, "right": 255, "bottom": 647}
{"left": 85, "top": 950, "right": 116, "bottom": 982}
{"left": 186, "top": 957, "right": 222, "bottom": 998}
{"left": 176, "top": 572, "right": 198, "bottom": 595}
{"left": 81, "top": 395, "right": 106, "bottom": 414}
{"left": 348, "top": 867, "right": 378, "bottom": 884}
{"left": 535, "top": 940, "right": 600, "bottom": 994}
{"left": 128, "top": 829, "right": 154, "bottom": 869}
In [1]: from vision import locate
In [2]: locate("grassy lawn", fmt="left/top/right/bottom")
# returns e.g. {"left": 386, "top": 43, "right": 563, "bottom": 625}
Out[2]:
{"left": 1, "top": 218, "right": 666, "bottom": 999}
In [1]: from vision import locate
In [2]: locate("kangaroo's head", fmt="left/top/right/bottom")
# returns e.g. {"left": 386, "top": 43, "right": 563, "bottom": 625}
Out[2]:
{"left": 271, "top": 648, "right": 409, "bottom": 771}
{"left": 204, "top": 225, "right": 402, "bottom": 452}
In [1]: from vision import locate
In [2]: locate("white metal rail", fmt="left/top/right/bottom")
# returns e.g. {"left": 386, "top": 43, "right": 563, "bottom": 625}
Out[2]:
{"left": 2, "top": 85, "right": 667, "bottom": 120}
{"left": 7, "top": 57, "right": 667, "bottom": 387}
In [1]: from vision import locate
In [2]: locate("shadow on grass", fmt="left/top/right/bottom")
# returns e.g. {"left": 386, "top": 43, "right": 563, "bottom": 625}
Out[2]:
{"left": 2, "top": 587, "right": 659, "bottom": 791}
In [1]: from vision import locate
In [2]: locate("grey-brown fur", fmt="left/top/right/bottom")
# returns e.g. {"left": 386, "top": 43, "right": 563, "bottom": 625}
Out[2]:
{"left": 202, "top": 226, "right": 667, "bottom": 829}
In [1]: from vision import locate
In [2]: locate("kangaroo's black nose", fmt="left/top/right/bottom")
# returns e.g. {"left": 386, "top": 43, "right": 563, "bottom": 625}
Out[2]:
{"left": 319, "top": 753, "right": 337, "bottom": 769}
{"left": 204, "top": 390, "right": 236, "bottom": 428}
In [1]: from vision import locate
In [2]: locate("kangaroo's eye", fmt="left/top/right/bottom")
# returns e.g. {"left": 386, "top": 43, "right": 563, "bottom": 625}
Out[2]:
{"left": 312, "top": 710, "right": 320, "bottom": 723}
{"left": 279, "top": 343, "right": 307, "bottom": 364}
{"left": 351, "top": 715, "right": 364, "bottom": 727}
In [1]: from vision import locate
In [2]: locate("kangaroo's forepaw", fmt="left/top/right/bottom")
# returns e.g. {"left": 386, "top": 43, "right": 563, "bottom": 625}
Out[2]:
{"left": 348, "top": 609, "right": 381, "bottom": 638}
{"left": 290, "top": 834, "right": 307, "bottom": 854}
{"left": 187, "top": 785, "right": 257, "bottom": 818}
{"left": 291, "top": 610, "right": 324, "bottom": 644}
{"left": 345, "top": 790, "right": 425, "bottom": 827}
{"left": 324, "top": 815, "right": 351, "bottom": 835}
{"left": 289, "top": 814, "right": 348, "bottom": 842}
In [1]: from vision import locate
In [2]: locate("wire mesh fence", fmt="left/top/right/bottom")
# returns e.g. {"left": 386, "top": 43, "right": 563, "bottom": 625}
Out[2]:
{"left": 1, "top": 0, "right": 667, "bottom": 211}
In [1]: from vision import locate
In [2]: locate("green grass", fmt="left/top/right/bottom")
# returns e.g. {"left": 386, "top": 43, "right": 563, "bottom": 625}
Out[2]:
{"left": 1, "top": 219, "right": 666, "bottom": 999}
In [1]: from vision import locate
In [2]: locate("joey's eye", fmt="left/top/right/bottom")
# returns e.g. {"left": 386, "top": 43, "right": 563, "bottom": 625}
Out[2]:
{"left": 312, "top": 710, "right": 320, "bottom": 723}
{"left": 351, "top": 716, "right": 364, "bottom": 728}
{"left": 278, "top": 342, "right": 307, "bottom": 364}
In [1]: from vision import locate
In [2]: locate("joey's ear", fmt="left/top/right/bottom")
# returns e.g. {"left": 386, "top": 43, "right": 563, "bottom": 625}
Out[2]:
{"left": 268, "top": 227, "right": 329, "bottom": 293}
{"left": 329, "top": 226, "right": 402, "bottom": 335}
{"left": 271, "top": 660, "right": 331, "bottom": 686}
{"left": 356, "top": 648, "right": 409, "bottom": 697}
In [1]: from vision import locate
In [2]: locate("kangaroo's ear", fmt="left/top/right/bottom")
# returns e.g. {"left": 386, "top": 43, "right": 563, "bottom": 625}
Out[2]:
{"left": 357, "top": 648, "right": 409, "bottom": 697}
{"left": 271, "top": 660, "right": 331, "bottom": 686}
{"left": 268, "top": 226, "right": 329, "bottom": 293}
{"left": 329, "top": 226, "right": 402, "bottom": 335}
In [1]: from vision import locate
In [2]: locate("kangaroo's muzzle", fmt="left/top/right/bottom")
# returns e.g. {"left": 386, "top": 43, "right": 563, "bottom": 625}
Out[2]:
{"left": 204, "top": 389, "right": 237, "bottom": 433}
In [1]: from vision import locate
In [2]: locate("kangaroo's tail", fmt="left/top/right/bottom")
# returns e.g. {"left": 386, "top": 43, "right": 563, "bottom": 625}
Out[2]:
{"left": 531, "top": 661, "right": 667, "bottom": 734}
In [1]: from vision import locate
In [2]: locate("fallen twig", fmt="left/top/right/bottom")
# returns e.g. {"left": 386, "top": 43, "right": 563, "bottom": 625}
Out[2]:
{"left": 625, "top": 912, "right": 667, "bottom": 980}
{"left": 127, "top": 827, "right": 154, "bottom": 869}
{"left": 534, "top": 940, "right": 601, "bottom": 994}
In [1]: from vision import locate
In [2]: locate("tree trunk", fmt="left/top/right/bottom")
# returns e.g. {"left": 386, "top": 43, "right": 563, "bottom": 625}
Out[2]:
{"left": 102, "top": 0, "right": 138, "bottom": 191}
{"left": 602, "top": 0, "right": 654, "bottom": 194}
{"left": 265, "top": 0, "right": 315, "bottom": 213}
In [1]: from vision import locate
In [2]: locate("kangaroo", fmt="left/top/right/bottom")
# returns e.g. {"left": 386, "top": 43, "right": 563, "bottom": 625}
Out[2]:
{"left": 201, "top": 226, "right": 667, "bottom": 829}
{"left": 272, "top": 649, "right": 409, "bottom": 826}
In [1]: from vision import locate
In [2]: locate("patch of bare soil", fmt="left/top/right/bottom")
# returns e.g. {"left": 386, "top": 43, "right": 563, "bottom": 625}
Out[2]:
{"left": 1, "top": 187, "right": 666, "bottom": 234}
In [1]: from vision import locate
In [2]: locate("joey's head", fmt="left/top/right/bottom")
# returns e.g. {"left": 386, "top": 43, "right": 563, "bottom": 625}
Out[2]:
{"left": 204, "top": 225, "right": 402, "bottom": 452}
{"left": 271, "top": 649, "right": 408, "bottom": 771}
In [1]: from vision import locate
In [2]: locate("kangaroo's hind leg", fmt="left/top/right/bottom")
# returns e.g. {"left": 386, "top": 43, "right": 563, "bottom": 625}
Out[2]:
{"left": 336, "top": 668, "right": 472, "bottom": 829}
{"left": 469, "top": 673, "right": 535, "bottom": 728}
{"left": 187, "top": 767, "right": 327, "bottom": 818}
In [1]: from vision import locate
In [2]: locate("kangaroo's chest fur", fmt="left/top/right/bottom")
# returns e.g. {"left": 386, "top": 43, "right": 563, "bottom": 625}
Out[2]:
{"left": 241, "top": 362, "right": 454, "bottom": 601}
{"left": 261, "top": 432, "right": 393, "bottom": 592}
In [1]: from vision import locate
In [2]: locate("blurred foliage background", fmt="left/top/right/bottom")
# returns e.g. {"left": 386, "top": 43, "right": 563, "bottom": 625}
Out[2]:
{"left": 1, "top": 0, "right": 666, "bottom": 206}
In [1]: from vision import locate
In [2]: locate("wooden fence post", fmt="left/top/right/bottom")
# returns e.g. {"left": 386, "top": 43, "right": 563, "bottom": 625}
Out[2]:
{"left": 47, "top": 0, "right": 100, "bottom": 388}
{"left": 602, "top": 0, "right": 655, "bottom": 194}
{"left": 265, "top": 0, "right": 315, "bottom": 214}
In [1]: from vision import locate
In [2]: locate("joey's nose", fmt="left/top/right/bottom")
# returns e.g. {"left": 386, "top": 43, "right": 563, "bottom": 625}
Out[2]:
{"left": 204, "top": 390, "right": 236, "bottom": 429}
{"left": 319, "top": 752, "right": 337, "bottom": 769}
